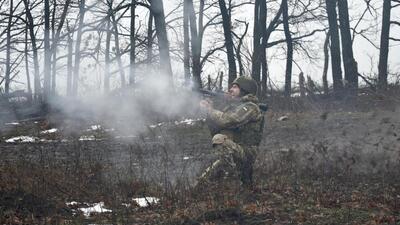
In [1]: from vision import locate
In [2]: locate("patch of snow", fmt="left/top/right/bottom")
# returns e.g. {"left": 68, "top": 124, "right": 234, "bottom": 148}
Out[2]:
{"left": 40, "top": 128, "right": 58, "bottom": 134}
{"left": 278, "top": 116, "right": 289, "bottom": 121}
{"left": 39, "top": 139, "right": 68, "bottom": 143}
{"left": 66, "top": 201, "right": 79, "bottom": 206}
{"left": 149, "top": 122, "right": 164, "bottom": 128}
{"left": 132, "top": 197, "right": 160, "bottom": 207}
{"left": 79, "top": 135, "right": 96, "bottom": 141}
{"left": 115, "top": 135, "right": 137, "bottom": 139}
{"left": 88, "top": 125, "right": 102, "bottom": 131}
{"left": 78, "top": 202, "right": 112, "bottom": 217}
{"left": 122, "top": 203, "right": 131, "bottom": 207}
{"left": 174, "top": 118, "right": 204, "bottom": 125}
{"left": 5, "top": 136, "right": 37, "bottom": 143}
{"left": 5, "top": 122, "right": 20, "bottom": 125}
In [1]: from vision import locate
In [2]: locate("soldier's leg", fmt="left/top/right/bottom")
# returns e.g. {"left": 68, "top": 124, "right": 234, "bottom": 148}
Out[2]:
{"left": 238, "top": 146, "right": 257, "bottom": 187}
{"left": 198, "top": 134, "right": 245, "bottom": 183}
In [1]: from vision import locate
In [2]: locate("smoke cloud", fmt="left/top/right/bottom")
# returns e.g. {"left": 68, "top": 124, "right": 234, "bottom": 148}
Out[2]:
{"left": 49, "top": 72, "right": 202, "bottom": 136}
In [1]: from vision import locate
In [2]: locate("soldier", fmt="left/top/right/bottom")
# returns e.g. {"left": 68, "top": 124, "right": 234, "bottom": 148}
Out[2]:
{"left": 199, "top": 76, "right": 264, "bottom": 187}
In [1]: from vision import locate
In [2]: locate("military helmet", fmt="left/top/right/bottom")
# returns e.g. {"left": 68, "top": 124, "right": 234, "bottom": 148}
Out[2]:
{"left": 232, "top": 76, "right": 258, "bottom": 95}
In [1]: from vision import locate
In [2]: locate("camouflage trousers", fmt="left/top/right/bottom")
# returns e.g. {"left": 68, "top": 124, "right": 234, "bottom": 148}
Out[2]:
{"left": 199, "top": 134, "right": 257, "bottom": 186}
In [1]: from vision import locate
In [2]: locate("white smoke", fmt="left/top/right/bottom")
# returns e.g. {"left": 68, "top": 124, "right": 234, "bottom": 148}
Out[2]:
{"left": 49, "top": 71, "right": 202, "bottom": 136}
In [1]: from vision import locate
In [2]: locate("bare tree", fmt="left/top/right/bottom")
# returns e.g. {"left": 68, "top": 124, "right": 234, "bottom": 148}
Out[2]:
{"left": 251, "top": 0, "right": 266, "bottom": 95}
{"left": 150, "top": 0, "right": 173, "bottom": 81}
{"left": 22, "top": 0, "right": 41, "bottom": 99}
{"left": 377, "top": 0, "right": 391, "bottom": 90}
{"left": 109, "top": 1, "right": 126, "bottom": 87}
{"left": 72, "top": 0, "right": 86, "bottom": 96}
{"left": 66, "top": 22, "right": 73, "bottom": 96}
{"left": 104, "top": 18, "right": 112, "bottom": 93}
{"left": 43, "top": 0, "right": 51, "bottom": 98}
{"left": 130, "top": 0, "right": 136, "bottom": 85}
{"left": 51, "top": 0, "right": 72, "bottom": 95}
{"left": 4, "top": 0, "right": 13, "bottom": 94}
{"left": 218, "top": 0, "right": 236, "bottom": 84}
{"left": 322, "top": 31, "right": 329, "bottom": 95}
{"left": 337, "top": 0, "right": 358, "bottom": 94}
{"left": 147, "top": 12, "right": 154, "bottom": 65}
{"left": 282, "top": 0, "right": 293, "bottom": 98}
{"left": 187, "top": 0, "right": 202, "bottom": 89}
{"left": 325, "top": 0, "right": 343, "bottom": 95}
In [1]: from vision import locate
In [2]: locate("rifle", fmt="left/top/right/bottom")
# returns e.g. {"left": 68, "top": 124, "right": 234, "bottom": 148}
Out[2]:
{"left": 196, "top": 88, "right": 268, "bottom": 112}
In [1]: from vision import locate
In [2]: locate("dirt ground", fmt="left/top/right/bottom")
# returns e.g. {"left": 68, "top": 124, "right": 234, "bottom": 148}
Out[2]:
{"left": 0, "top": 93, "right": 400, "bottom": 224}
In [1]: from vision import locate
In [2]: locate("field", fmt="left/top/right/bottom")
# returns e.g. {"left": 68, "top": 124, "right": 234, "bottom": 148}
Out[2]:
{"left": 0, "top": 92, "right": 399, "bottom": 224}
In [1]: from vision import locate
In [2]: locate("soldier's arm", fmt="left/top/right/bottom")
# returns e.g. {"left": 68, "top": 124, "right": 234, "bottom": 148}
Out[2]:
{"left": 207, "top": 103, "right": 260, "bottom": 129}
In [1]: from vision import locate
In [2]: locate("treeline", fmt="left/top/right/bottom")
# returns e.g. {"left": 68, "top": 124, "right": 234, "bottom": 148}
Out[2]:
{"left": 0, "top": 0, "right": 399, "bottom": 101}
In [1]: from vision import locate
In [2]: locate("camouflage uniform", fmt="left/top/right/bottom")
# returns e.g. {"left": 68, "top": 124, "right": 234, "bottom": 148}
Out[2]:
{"left": 200, "top": 94, "right": 263, "bottom": 186}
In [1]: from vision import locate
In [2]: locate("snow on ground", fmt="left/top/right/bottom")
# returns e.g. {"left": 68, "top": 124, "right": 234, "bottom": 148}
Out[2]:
{"left": 114, "top": 135, "right": 137, "bottom": 139}
{"left": 149, "top": 122, "right": 164, "bottom": 128}
{"left": 79, "top": 202, "right": 112, "bottom": 217}
{"left": 149, "top": 118, "right": 204, "bottom": 128}
{"left": 132, "top": 197, "right": 160, "bottom": 207}
{"left": 66, "top": 202, "right": 112, "bottom": 217}
{"left": 65, "top": 198, "right": 158, "bottom": 216}
{"left": 66, "top": 201, "right": 79, "bottom": 206}
{"left": 5, "top": 122, "right": 20, "bottom": 125}
{"left": 5, "top": 136, "right": 37, "bottom": 143}
{"left": 40, "top": 128, "right": 58, "bottom": 134}
{"left": 174, "top": 118, "right": 204, "bottom": 125}
{"left": 87, "top": 125, "right": 101, "bottom": 131}
{"left": 79, "top": 135, "right": 97, "bottom": 141}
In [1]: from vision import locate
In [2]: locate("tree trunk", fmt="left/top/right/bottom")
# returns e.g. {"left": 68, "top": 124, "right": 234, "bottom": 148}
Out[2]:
{"left": 25, "top": 20, "right": 32, "bottom": 100}
{"left": 187, "top": 0, "right": 202, "bottom": 89}
{"left": 51, "top": 0, "right": 71, "bottom": 95}
{"left": 299, "top": 72, "right": 305, "bottom": 98}
{"left": 111, "top": 13, "right": 126, "bottom": 87}
{"left": 44, "top": 0, "right": 51, "bottom": 98}
{"left": 183, "top": 0, "right": 191, "bottom": 85}
{"left": 66, "top": 25, "right": 73, "bottom": 96}
{"left": 218, "top": 0, "right": 237, "bottom": 85}
{"left": 147, "top": 13, "right": 153, "bottom": 65}
{"left": 150, "top": 0, "right": 173, "bottom": 80}
{"left": 322, "top": 31, "right": 330, "bottom": 95}
{"left": 282, "top": 0, "right": 293, "bottom": 98}
{"left": 72, "top": 0, "right": 86, "bottom": 96}
{"left": 378, "top": 0, "right": 391, "bottom": 90}
{"left": 251, "top": 0, "right": 261, "bottom": 83}
{"left": 23, "top": 0, "right": 41, "bottom": 100}
{"left": 236, "top": 22, "right": 249, "bottom": 77}
{"left": 104, "top": 19, "right": 111, "bottom": 93}
{"left": 338, "top": 0, "right": 358, "bottom": 94}
{"left": 129, "top": 0, "right": 136, "bottom": 86}
{"left": 259, "top": 0, "right": 266, "bottom": 97}
{"left": 325, "top": 0, "right": 343, "bottom": 95}
{"left": 5, "top": 0, "right": 13, "bottom": 94}
{"left": 51, "top": 0, "right": 57, "bottom": 95}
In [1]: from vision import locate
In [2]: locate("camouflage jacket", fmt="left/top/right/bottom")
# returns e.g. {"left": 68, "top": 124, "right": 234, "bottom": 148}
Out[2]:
{"left": 206, "top": 94, "right": 264, "bottom": 146}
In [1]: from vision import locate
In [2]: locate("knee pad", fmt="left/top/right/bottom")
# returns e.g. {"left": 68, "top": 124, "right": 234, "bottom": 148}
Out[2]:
{"left": 212, "top": 134, "right": 228, "bottom": 146}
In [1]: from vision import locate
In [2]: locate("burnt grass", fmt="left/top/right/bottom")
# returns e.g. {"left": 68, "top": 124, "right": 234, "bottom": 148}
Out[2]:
{"left": 1, "top": 92, "right": 400, "bottom": 225}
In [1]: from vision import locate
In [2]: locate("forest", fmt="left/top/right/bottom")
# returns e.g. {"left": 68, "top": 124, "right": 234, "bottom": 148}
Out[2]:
{"left": 0, "top": 0, "right": 400, "bottom": 224}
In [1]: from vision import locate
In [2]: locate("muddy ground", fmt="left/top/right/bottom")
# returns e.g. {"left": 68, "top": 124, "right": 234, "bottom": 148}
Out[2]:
{"left": 0, "top": 94, "right": 400, "bottom": 224}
